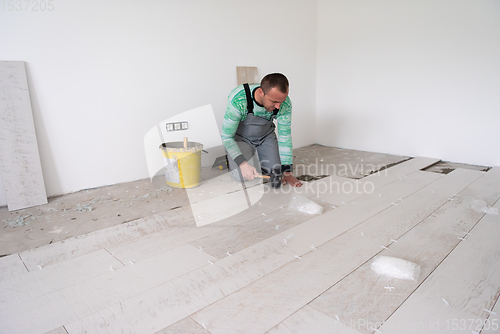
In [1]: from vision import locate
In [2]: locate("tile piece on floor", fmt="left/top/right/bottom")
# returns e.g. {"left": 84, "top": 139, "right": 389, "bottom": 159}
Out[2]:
{"left": 0, "top": 254, "right": 27, "bottom": 281}
{"left": 281, "top": 171, "right": 442, "bottom": 256}
{"left": 190, "top": 207, "right": 323, "bottom": 259}
{"left": 63, "top": 263, "right": 227, "bottom": 334}
{"left": 267, "top": 305, "right": 363, "bottom": 334}
{"left": 156, "top": 316, "right": 210, "bottom": 334}
{"left": 308, "top": 168, "right": 491, "bottom": 333}
{"left": 0, "top": 244, "right": 216, "bottom": 334}
{"left": 1, "top": 249, "right": 124, "bottom": 305}
{"left": 377, "top": 200, "right": 500, "bottom": 334}
{"left": 0, "top": 61, "right": 47, "bottom": 211}
{"left": 361, "top": 157, "right": 440, "bottom": 189}
{"left": 310, "top": 157, "right": 441, "bottom": 206}
{"left": 107, "top": 203, "right": 280, "bottom": 264}
{"left": 18, "top": 213, "right": 173, "bottom": 271}
{"left": 189, "top": 169, "right": 483, "bottom": 334}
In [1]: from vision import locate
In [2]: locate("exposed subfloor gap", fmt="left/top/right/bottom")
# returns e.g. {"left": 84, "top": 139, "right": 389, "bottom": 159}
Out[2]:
{"left": 422, "top": 160, "right": 491, "bottom": 175}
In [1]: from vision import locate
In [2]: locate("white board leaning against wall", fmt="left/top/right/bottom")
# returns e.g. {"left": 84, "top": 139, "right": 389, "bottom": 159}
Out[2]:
{"left": 0, "top": 61, "right": 47, "bottom": 211}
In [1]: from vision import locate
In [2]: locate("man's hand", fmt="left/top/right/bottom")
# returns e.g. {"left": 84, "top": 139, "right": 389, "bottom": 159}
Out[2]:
{"left": 282, "top": 172, "right": 303, "bottom": 187}
{"left": 239, "top": 161, "right": 259, "bottom": 180}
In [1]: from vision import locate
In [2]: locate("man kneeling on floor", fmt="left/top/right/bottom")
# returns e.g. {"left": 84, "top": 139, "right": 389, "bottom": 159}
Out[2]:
{"left": 221, "top": 73, "right": 302, "bottom": 188}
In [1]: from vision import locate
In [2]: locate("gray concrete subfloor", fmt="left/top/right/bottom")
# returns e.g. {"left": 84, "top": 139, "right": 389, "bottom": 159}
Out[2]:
{"left": 0, "top": 144, "right": 483, "bottom": 256}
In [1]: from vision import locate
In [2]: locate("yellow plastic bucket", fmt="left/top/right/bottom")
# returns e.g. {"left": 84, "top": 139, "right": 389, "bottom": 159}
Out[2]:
{"left": 159, "top": 140, "right": 203, "bottom": 188}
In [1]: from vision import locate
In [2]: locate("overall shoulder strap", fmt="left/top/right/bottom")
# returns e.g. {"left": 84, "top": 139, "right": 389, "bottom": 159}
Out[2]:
{"left": 243, "top": 83, "right": 254, "bottom": 114}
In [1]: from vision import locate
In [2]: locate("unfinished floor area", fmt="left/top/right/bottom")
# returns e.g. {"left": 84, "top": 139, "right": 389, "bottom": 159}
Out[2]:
{"left": 0, "top": 145, "right": 499, "bottom": 334}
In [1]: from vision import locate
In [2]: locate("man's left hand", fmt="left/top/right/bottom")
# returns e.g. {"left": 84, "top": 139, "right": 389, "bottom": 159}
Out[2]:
{"left": 282, "top": 173, "right": 303, "bottom": 187}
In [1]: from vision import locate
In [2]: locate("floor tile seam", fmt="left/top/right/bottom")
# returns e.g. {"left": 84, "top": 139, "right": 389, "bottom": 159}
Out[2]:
{"left": 13, "top": 167, "right": 429, "bottom": 269}
{"left": 186, "top": 195, "right": 433, "bottom": 328}
{"left": 187, "top": 315, "right": 213, "bottom": 334}
{"left": 368, "top": 170, "right": 493, "bottom": 249}
{"left": 2, "top": 245, "right": 218, "bottom": 313}
{"left": 252, "top": 172, "right": 485, "bottom": 331}
{"left": 375, "top": 202, "right": 497, "bottom": 331}
{"left": 290, "top": 170, "right": 446, "bottom": 253}
{"left": 54, "top": 259, "right": 224, "bottom": 331}
{"left": 2, "top": 171, "right": 446, "bottom": 310}
{"left": 28, "top": 222, "right": 206, "bottom": 269}
{"left": 18, "top": 247, "right": 120, "bottom": 273}
{"left": 56, "top": 207, "right": 279, "bottom": 271}
{"left": 17, "top": 218, "right": 175, "bottom": 266}
{"left": 480, "top": 293, "right": 500, "bottom": 332}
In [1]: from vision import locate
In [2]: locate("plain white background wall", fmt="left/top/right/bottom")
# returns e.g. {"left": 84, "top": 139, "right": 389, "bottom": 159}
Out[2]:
{"left": 0, "top": 0, "right": 317, "bottom": 205}
{"left": 316, "top": 0, "right": 500, "bottom": 167}
{"left": 3, "top": 1, "right": 499, "bottom": 207}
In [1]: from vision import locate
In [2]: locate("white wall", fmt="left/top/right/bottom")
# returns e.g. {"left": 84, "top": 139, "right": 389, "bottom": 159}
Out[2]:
{"left": 0, "top": 0, "right": 317, "bottom": 205}
{"left": 316, "top": 0, "right": 500, "bottom": 167}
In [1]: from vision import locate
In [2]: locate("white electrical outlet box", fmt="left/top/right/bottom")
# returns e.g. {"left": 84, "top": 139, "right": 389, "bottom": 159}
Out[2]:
{"left": 166, "top": 121, "right": 189, "bottom": 132}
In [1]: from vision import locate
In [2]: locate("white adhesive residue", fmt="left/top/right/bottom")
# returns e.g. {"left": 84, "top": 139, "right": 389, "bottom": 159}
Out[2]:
{"left": 288, "top": 195, "right": 323, "bottom": 215}
{"left": 371, "top": 256, "right": 421, "bottom": 281}
{"left": 470, "top": 199, "right": 499, "bottom": 215}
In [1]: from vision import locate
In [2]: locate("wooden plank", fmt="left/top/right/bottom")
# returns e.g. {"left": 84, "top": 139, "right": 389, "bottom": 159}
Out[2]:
{"left": 190, "top": 171, "right": 443, "bottom": 299}
{"left": 18, "top": 209, "right": 189, "bottom": 271}
{"left": 0, "top": 61, "right": 47, "bottom": 210}
{"left": 64, "top": 264, "right": 227, "bottom": 333}
{"left": 0, "top": 244, "right": 216, "bottom": 334}
{"left": 305, "top": 175, "right": 361, "bottom": 206}
{"left": 312, "top": 157, "right": 440, "bottom": 206}
{"left": 188, "top": 178, "right": 315, "bottom": 228}
{"left": 64, "top": 170, "right": 442, "bottom": 333}
{"left": 0, "top": 254, "right": 27, "bottom": 282}
{"left": 189, "top": 169, "right": 483, "bottom": 334}
{"left": 0, "top": 249, "right": 124, "bottom": 306}
{"left": 156, "top": 317, "right": 210, "bottom": 334}
{"left": 309, "top": 167, "right": 500, "bottom": 334}
{"left": 108, "top": 225, "right": 224, "bottom": 264}
{"left": 190, "top": 206, "right": 328, "bottom": 260}
{"left": 378, "top": 200, "right": 500, "bottom": 333}
{"left": 184, "top": 172, "right": 250, "bottom": 205}
{"left": 65, "top": 232, "right": 312, "bottom": 333}
{"left": 244, "top": 174, "right": 335, "bottom": 211}
{"left": 17, "top": 158, "right": 434, "bottom": 271}
{"left": 108, "top": 204, "right": 275, "bottom": 264}
{"left": 236, "top": 66, "right": 258, "bottom": 85}
{"left": 361, "top": 157, "right": 439, "bottom": 188}
{"left": 277, "top": 171, "right": 442, "bottom": 256}
{"left": 190, "top": 184, "right": 260, "bottom": 227}
{"left": 267, "top": 305, "right": 363, "bottom": 334}
{"left": 44, "top": 162, "right": 441, "bottom": 333}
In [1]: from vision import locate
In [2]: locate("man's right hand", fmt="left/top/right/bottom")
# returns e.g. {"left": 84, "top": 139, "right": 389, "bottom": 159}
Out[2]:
{"left": 239, "top": 161, "right": 258, "bottom": 180}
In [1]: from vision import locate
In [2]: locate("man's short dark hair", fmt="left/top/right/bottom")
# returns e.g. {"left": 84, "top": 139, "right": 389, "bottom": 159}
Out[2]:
{"left": 260, "top": 73, "right": 289, "bottom": 94}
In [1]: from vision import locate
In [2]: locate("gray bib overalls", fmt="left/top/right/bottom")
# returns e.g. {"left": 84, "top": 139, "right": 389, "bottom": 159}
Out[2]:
{"left": 227, "top": 84, "right": 282, "bottom": 187}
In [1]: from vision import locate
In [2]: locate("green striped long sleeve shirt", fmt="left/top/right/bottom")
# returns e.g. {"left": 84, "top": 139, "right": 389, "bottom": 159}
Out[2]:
{"left": 221, "top": 84, "right": 293, "bottom": 168}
